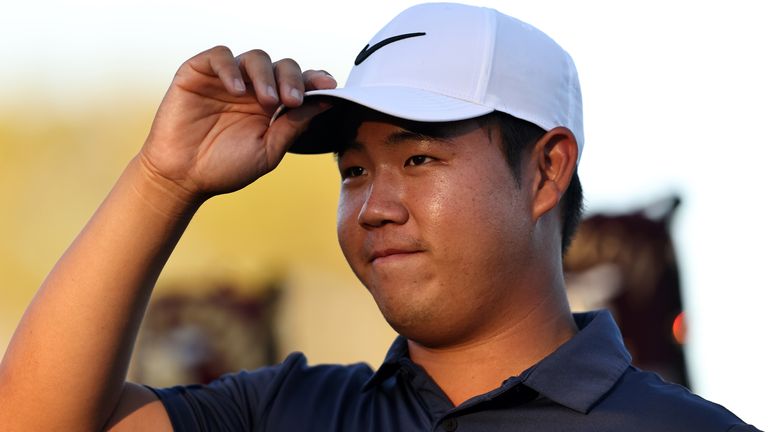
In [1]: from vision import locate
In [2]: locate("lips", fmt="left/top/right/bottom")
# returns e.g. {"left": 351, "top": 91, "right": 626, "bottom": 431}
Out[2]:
{"left": 369, "top": 248, "right": 423, "bottom": 264}
{"left": 364, "top": 235, "right": 428, "bottom": 265}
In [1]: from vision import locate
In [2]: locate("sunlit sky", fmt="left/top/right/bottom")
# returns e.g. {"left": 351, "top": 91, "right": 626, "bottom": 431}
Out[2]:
{"left": 2, "top": 0, "right": 767, "bottom": 426}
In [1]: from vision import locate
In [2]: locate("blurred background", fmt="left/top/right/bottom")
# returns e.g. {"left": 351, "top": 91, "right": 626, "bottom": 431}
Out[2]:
{"left": 1, "top": 0, "right": 765, "bottom": 427}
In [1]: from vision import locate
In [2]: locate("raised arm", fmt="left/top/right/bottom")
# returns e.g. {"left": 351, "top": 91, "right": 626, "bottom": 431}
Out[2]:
{"left": 0, "top": 46, "right": 335, "bottom": 431}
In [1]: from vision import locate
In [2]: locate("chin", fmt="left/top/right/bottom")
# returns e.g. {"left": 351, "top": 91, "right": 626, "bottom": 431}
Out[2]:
{"left": 363, "top": 271, "right": 464, "bottom": 345}
{"left": 375, "top": 298, "right": 461, "bottom": 348}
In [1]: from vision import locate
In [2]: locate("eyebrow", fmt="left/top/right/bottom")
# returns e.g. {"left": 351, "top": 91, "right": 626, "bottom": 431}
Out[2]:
{"left": 337, "top": 129, "right": 454, "bottom": 159}
{"left": 386, "top": 130, "right": 447, "bottom": 145}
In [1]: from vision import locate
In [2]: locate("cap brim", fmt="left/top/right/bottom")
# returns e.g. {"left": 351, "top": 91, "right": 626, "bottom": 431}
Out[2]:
{"left": 282, "top": 86, "right": 493, "bottom": 154}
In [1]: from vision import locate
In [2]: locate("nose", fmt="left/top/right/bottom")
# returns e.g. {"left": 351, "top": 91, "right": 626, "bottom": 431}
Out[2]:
{"left": 357, "top": 176, "right": 409, "bottom": 228}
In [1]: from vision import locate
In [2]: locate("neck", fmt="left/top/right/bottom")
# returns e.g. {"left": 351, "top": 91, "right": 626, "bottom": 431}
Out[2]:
{"left": 407, "top": 286, "right": 577, "bottom": 407}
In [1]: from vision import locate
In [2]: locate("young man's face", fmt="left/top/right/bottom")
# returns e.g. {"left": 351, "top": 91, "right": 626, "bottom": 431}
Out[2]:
{"left": 336, "top": 112, "right": 539, "bottom": 347}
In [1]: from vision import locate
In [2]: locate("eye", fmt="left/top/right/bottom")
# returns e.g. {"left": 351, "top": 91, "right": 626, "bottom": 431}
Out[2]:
{"left": 341, "top": 166, "right": 365, "bottom": 179}
{"left": 405, "top": 155, "right": 434, "bottom": 166}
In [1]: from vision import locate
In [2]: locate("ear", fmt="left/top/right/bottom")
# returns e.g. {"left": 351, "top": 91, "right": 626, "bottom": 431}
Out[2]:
{"left": 530, "top": 127, "right": 579, "bottom": 221}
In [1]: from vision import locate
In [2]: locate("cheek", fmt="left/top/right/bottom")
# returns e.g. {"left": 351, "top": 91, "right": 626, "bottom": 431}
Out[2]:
{"left": 424, "top": 170, "right": 503, "bottom": 225}
{"left": 336, "top": 192, "right": 361, "bottom": 263}
{"left": 411, "top": 175, "right": 480, "bottom": 259}
{"left": 415, "top": 176, "right": 452, "bottom": 225}
{"left": 426, "top": 169, "right": 529, "bottom": 263}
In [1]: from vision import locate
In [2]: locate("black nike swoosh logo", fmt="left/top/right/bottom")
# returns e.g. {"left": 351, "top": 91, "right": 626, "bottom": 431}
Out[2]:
{"left": 354, "top": 32, "right": 427, "bottom": 66}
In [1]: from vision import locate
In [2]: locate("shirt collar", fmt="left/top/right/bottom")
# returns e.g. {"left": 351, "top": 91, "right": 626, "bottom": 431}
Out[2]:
{"left": 519, "top": 310, "right": 631, "bottom": 413}
{"left": 363, "top": 310, "right": 631, "bottom": 414}
{"left": 362, "top": 334, "right": 409, "bottom": 391}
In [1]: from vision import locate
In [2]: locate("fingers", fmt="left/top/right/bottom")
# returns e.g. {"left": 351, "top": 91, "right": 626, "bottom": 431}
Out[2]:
{"left": 188, "top": 46, "right": 247, "bottom": 96}
{"left": 237, "top": 51, "right": 334, "bottom": 109}
{"left": 273, "top": 58, "right": 306, "bottom": 107}
{"left": 303, "top": 69, "right": 338, "bottom": 92}
{"left": 236, "top": 49, "right": 279, "bottom": 107}
{"left": 265, "top": 100, "right": 334, "bottom": 159}
{"left": 186, "top": 46, "right": 337, "bottom": 109}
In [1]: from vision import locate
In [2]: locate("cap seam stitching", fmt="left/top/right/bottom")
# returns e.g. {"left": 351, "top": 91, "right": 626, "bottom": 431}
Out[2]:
{"left": 476, "top": 8, "right": 497, "bottom": 105}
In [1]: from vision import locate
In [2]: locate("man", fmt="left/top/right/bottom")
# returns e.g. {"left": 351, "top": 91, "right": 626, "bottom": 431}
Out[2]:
{"left": 0, "top": 3, "right": 759, "bottom": 431}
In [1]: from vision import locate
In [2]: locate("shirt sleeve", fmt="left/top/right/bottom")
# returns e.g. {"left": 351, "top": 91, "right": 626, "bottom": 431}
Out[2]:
{"left": 147, "top": 352, "right": 309, "bottom": 432}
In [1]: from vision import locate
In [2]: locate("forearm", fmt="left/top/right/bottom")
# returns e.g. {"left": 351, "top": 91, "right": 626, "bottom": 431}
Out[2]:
{"left": 0, "top": 155, "right": 200, "bottom": 431}
{"left": 0, "top": 44, "right": 334, "bottom": 431}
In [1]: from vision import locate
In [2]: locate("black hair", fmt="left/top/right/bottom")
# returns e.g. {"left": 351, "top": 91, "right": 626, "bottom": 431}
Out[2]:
{"left": 481, "top": 111, "right": 584, "bottom": 255}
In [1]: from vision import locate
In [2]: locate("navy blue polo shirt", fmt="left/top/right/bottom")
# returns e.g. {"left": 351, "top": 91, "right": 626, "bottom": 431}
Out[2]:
{"left": 151, "top": 311, "right": 760, "bottom": 431}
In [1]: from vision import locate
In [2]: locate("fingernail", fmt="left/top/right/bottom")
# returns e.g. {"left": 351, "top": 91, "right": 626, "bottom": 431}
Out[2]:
{"left": 233, "top": 78, "right": 246, "bottom": 93}
{"left": 318, "top": 70, "right": 336, "bottom": 83}
{"left": 266, "top": 85, "right": 278, "bottom": 100}
{"left": 290, "top": 88, "right": 303, "bottom": 103}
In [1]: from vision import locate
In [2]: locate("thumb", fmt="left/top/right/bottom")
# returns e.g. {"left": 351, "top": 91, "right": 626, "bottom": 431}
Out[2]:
{"left": 263, "top": 100, "right": 334, "bottom": 159}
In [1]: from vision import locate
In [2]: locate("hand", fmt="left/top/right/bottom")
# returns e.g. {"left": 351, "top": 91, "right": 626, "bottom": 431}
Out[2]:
{"left": 139, "top": 46, "right": 336, "bottom": 204}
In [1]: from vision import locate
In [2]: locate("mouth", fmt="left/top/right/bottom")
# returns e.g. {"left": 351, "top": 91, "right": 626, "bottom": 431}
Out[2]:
{"left": 369, "top": 249, "right": 423, "bottom": 265}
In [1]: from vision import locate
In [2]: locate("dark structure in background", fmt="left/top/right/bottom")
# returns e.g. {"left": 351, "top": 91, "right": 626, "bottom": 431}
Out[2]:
{"left": 130, "top": 282, "right": 282, "bottom": 387}
{"left": 564, "top": 196, "right": 688, "bottom": 387}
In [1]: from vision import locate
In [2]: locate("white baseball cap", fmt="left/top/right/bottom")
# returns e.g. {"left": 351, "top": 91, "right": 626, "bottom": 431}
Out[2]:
{"left": 287, "top": 2, "right": 583, "bottom": 160}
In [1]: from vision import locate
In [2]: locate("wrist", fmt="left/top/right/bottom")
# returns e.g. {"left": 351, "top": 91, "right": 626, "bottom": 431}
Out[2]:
{"left": 126, "top": 154, "right": 206, "bottom": 221}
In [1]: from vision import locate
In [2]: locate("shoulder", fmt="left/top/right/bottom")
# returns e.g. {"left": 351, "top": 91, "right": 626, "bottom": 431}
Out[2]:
{"left": 228, "top": 352, "right": 376, "bottom": 399}
{"left": 188, "top": 351, "right": 377, "bottom": 409}
{"left": 594, "top": 366, "right": 754, "bottom": 431}
{"left": 151, "top": 352, "right": 377, "bottom": 430}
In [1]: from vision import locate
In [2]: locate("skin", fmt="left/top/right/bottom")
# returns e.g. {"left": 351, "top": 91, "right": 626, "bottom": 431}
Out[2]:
{"left": 0, "top": 43, "right": 580, "bottom": 429}
{"left": 0, "top": 46, "right": 336, "bottom": 431}
{"left": 338, "top": 117, "right": 537, "bottom": 344}
{"left": 337, "top": 114, "right": 579, "bottom": 405}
